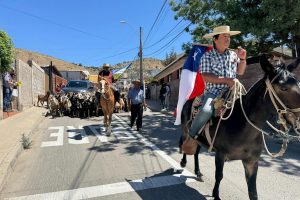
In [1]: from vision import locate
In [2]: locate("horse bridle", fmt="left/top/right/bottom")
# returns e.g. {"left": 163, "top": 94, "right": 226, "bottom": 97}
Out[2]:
{"left": 265, "top": 76, "right": 300, "bottom": 136}
{"left": 99, "top": 80, "right": 111, "bottom": 100}
{"left": 227, "top": 79, "right": 299, "bottom": 157}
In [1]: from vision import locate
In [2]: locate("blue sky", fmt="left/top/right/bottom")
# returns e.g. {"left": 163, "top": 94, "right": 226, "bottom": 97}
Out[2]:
{"left": 0, "top": 0, "right": 192, "bottom": 67}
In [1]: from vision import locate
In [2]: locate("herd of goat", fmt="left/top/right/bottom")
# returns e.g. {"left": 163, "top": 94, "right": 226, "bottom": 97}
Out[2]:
{"left": 37, "top": 91, "right": 128, "bottom": 118}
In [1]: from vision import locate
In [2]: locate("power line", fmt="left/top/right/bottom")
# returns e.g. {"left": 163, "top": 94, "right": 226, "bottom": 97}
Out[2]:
{"left": 0, "top": 3, "right": 108, "bottom": 41}
{"left": 143, "top": 4, "right": 169, "bottom": 46}
{"left": 98, "top": 47, "right": 138, "bottom": 60}
{"left": 143, "top": 0, "right": 167, "bottom": 46}
{"left": 145, "top": 22, "right": 192, "bottom": 57}
{"left": 144, "top": 18, "right": 185, "bottom": 49}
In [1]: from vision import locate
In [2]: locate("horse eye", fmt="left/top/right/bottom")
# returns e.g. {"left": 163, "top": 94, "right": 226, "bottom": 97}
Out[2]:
{"left": 280, "top": 86, "right": 288, "bottom": 91}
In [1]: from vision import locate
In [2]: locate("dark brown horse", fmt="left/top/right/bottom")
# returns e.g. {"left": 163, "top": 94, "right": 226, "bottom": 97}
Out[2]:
{"left": 180, "top": 55, "right": 300, "bottom": 200}
{"left": 98, "top": 77, "right": 115, "bottom": 136}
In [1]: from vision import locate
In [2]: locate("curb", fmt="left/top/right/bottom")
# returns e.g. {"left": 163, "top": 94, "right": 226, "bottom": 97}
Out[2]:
{"left": 0, "top": 107, "right": 46, "bottom": 191}
{"left": 147, "top": 105, "right": 175, "bottom": 118}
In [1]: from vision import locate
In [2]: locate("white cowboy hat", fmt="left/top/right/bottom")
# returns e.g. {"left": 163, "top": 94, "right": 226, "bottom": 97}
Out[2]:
{"left": 102, "top": 63, "right": 111, "bottom": 68}
{"left": 203, "top": 25, "right": 241, "bottom": 39}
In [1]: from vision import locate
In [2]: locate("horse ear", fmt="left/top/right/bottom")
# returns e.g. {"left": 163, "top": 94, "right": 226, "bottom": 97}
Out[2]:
{"left": 260, "top": 54, "right": 274, "bottom": 75}
{"left": 287, "top": 57, "right": 300, "bottom": 72}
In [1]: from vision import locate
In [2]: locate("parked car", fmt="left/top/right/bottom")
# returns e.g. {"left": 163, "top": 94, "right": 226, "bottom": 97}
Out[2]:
{"left": 61, "top": 80, "right": 95, "bottom": 93}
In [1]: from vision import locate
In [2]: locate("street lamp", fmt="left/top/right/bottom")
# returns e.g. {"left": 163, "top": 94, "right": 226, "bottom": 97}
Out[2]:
{"left": 120, "top": 21, "right": 143, "bottom": 85}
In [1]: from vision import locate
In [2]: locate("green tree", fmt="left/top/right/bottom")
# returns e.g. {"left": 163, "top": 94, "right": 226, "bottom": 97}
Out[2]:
{"left": 164, "top": 48, "right": 177, "bottom": 66}
{"left": 170, "top": 0, "right": 300, "bottom": 57}
{"left": 0, "top": 30, "right": 14, "bottom": 73}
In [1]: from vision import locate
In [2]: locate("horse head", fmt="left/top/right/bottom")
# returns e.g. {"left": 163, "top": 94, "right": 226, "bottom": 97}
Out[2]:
{"left": 260, "top": 54, "right": 300, "bottom": 134}
{"left": 98, "top": 77, "right": 110, "bottom": 94}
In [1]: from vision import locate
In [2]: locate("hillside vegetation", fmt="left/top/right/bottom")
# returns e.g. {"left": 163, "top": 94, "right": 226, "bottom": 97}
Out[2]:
{"left": 15, "top": 48, "right": 86, "bottom": 71}
{"left": 15, "top": 48, "right": 166, "bottom": 79}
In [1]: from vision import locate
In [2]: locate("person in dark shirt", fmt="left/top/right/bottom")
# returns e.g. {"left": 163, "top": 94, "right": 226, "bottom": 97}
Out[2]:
{"left": 98, "top": 63, "right": 114, "bottom": 84}
{"left": 159, "top": 83, "right": 167, "bottom": 110}
{"left": 97, "top": 63, "right": 115, "bottom": 110}
{"left": 128, "top": 80, "right": 147, "bottom": 132}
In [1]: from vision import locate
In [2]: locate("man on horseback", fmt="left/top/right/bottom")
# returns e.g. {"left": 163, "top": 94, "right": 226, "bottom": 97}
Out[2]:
{"left": 97, "top": 63, "right": 118, "bottom": 111}
{"left": 98, "top": 63, "right": 114, "bottom": 84}
{"left": 189, "top": 25, "right": 247, "bottom": 139}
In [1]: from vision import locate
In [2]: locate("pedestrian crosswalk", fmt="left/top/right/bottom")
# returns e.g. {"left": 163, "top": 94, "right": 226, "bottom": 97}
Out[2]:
{"left": 40, "top": 116, "right": 143, "bottom": 147}
{"left": 10, "top": 115, "right": 197, "bottom": 200}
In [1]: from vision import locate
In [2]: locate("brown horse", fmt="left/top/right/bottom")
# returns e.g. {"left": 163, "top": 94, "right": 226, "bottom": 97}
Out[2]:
{"left": 98, "top": 77, "right": 115, "bottom": 136}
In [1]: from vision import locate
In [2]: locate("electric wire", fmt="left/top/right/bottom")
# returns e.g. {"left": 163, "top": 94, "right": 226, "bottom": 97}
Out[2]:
{"left": 143, "top": 0, "right": 167, "bottom": 46}
{"left": 145, "top": 22, "right": 192, "bottom": 57}
{"left": 0, "top": 3, "right": 108, "bottom": 41}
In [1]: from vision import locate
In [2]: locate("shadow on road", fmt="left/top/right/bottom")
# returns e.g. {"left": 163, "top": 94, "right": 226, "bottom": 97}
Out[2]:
{"left": 126, "top": 168, "right": 208, "bottom": 200}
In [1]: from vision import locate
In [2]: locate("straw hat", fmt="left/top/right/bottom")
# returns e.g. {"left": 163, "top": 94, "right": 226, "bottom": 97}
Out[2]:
{"left": 102, "top": 63, "right": 111, "bottom": 68}
{"left": 132, "top": 80, "right": 141, "bottom": 85}
{"left": 203, "top": 25, "right": 241, "bottom": 39}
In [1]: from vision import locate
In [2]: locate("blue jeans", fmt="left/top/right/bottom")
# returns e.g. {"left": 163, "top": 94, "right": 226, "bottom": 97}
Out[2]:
{"left": 189, "top": 92, "right": 217, "bottom": 138}
{"left": 3, "top": 87, "right": 11, "bottom": 111}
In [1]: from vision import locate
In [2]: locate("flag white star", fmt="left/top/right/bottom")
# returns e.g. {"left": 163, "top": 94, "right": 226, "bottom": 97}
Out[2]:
{"left": 193, "top": 49, "right": 201, "bottom": 61}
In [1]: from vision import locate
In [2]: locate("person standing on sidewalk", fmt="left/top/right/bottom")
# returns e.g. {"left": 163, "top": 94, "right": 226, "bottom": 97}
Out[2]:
{"left": 159, "top": 83, "right": 167, "bottom": 111}
{"left": 164, "top": 84, "right": 171, "bottom": 110}
{"left": 128, "top": 80, "right": 147, "bottom": 132}
{"left": 2, "top": 69, "right": 16, "bottom": 112}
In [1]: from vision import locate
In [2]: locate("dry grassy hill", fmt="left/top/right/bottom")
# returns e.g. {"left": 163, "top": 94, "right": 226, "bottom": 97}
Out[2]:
{"left": 14, "top": 48, "right": 166, "bottom": 79}
{"left": 15, "top": 48, "right": 86, "bottom": 71}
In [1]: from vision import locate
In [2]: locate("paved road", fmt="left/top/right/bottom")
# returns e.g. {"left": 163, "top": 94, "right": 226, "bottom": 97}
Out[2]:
{"left": 1, "top": 111, "right": 300, "bottom": 200}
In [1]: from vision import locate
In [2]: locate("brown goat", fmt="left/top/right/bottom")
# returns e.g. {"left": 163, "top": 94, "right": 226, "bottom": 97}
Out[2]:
{"left": 37, "top": 91, "right": 50, "bottom": 107}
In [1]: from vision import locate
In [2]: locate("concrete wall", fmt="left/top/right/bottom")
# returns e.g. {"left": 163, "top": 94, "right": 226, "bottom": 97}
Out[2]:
{"left": 1, "top": 60, "right": 61, "bottom": 120}
{"left": 149, "top": 79, "right": 180, "bottom": 107}
{"left": 17, "top": 60, "right": 33, "bottom": 110}
{"left": 16, "top": 60, "right": 45, "bottom": 111}
{"left": 31, "top": 61, "right": 45, "bottom": 106}
{"left": 60, "top": 71, "right": 84, "bottom": 81}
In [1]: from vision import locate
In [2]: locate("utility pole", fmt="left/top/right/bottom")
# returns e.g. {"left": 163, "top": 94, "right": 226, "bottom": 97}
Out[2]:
{"left": 49, "top": 61, "right": 53, "bottom": 93}
{"left": 139, "top": 26, "right": 143, "bottom": 85}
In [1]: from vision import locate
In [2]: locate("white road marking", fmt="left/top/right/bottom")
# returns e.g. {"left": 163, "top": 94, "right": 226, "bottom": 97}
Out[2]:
{"left": 114, "top": 115, "right": 193, "bottom": 173}
{"left": 40, "top": 126, "right": 64, "bottom": 147}
{"left": 8, "top": 173, "right": 195, "bottom": 200}
{"left": 11, "top": 115, "right": 196, "bottom": 199}
{"left": 87, "top": 125, "right": 108, "bottom": 142}
{"left": 112, "top": 126, "right": 136, "bottom": 140}
{"left": 67, "top": 126, "right": 89, "bottom": 144}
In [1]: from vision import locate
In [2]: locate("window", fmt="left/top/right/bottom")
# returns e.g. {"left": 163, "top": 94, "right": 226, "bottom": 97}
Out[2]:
{"left": 178, "top": 69, "right": 182, "bottom": 79}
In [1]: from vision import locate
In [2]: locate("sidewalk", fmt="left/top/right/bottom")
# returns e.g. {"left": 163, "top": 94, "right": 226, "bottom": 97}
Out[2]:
{"left": 146, "top": 99, "right": 176, "bottom": 117}
{"left": 0, "top": 106, "right": 47, "bottom": 191}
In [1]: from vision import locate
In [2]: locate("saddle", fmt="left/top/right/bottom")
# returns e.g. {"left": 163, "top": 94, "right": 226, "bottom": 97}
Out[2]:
{"left": 182, "top": 93, "right": 227, "bottom": 155}
{"left": 191, "top": 93, "right": 226, "bottom": 120}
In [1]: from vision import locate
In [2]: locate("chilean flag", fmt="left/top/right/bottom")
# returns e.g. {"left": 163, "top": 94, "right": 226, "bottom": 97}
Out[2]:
{"left": 174, "top": 44, "right": 213, "bottom": 125}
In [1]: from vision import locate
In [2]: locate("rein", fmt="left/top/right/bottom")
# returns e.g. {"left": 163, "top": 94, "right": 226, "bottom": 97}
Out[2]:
{"left": 99, "top": 81, "right": 113, "bottom": 101}
{"left": 101, "top": 91, "right": 110, "bottom": 100}
{"left": 207, "top": 80, "right": 246, "bottom": 152}
{"left": 208, "top": 79, "right": 296, "bottom": 157}
{"left": 238, "top": 79, "right": 288, "bottom": 157}
{"left": 265, "top": 78, "right": 300, "bottom": 136}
